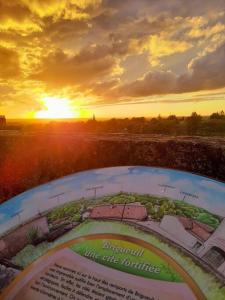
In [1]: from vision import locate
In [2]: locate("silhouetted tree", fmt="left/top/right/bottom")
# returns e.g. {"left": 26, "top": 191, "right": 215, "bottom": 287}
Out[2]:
{"left": 186, "top": 112, "right": 202, "bottom": 135}
{"left": 167, "top": 115, "right": 178, "bottom": 122}
{"left": 210, "top": 111, "right": 225, "bottom": 119}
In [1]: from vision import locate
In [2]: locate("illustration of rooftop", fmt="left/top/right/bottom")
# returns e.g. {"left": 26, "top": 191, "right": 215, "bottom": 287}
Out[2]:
{"left": 89, "top": 202, "right": 147, "bottom": 221}
{"left": 177, "top": 216, "right": 214, "bottom": 242}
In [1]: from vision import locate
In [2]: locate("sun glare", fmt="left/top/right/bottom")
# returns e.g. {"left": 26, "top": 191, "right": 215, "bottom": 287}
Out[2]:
{"left": 35, "top": 96, "right": 79, "bottom": 119}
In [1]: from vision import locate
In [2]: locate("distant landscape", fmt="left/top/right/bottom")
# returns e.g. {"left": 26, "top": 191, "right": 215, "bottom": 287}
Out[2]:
{"left": 1, "top": 111, "right": 225, "bottom": 136}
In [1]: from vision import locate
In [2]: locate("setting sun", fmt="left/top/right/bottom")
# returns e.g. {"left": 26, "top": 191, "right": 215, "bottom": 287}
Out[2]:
{"left": 35, "top": 96, "right": 79, "bottom": 119}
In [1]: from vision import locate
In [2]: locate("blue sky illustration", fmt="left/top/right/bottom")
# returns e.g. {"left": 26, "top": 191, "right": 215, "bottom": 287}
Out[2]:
{"left": 1, "top": 166, "right": 225, "bottom": 235}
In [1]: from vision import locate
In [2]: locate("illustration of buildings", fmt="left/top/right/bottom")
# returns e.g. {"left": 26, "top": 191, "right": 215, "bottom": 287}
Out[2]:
{"left": 160, "top": 216, "right": 213, "bottom": 248}
{"left": 197, "top": 219, "right": 225, "bottom": 275}
{"left": 160, "top": 215, "right": 202, "bottom": 248}
{"left": 160, "top": 215, "right": 225, "bottom": 276}
{"left": 89, "top": 202, "right": 147, "bottom": 221}
{"left": 87, "top": 202, "right": 225, "bottom": 277}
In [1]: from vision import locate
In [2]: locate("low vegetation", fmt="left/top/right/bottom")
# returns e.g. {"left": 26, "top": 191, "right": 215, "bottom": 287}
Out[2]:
{"left": 3, "top": 111, "right": 225, "bottom": 136}
{"left": 47, "top": 202, "right": 83, "bottom": 224}
{"left": 26, "top": 226, "right": 40, "bottom": 244}
{"left": 98, "top": 193, "right": 221, "bottom": 228}
{"left": 47, "top": 192, "right": 221, "bottom": 229}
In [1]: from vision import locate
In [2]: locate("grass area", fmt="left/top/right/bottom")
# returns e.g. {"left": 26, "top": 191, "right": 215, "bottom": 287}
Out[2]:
{"left": 12, "top": 242, "right": 50, "bottom": 268}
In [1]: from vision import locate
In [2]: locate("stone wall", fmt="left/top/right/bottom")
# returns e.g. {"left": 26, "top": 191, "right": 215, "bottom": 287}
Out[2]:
{"left": 87, "top": 135, "right": 225, "bottom": 181}
{"left": 0, "top": 133, "right": 225, "bottom": 203}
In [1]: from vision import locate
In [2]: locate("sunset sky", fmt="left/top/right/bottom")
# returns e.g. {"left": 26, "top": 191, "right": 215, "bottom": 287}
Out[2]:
{"left": 0, "top": 0, "right": 225, "bottom": 119}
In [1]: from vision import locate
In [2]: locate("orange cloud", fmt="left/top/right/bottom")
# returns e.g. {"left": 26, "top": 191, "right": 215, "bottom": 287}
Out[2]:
{"left": 0, "top": 46, "right": 21, "bottom": 78}
{"left": 31, "top": 47, "right": 117, "bottom": 87}
{"left": 0, "top": 1, "right": 42, "bottom": 34}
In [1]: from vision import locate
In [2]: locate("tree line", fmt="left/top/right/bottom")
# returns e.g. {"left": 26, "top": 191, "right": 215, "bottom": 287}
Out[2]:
{"left": 20, "top": 110, "right": 224, "bottom": 136}
{"left": 3, "top": 111, "right": 225, "bottom": 136}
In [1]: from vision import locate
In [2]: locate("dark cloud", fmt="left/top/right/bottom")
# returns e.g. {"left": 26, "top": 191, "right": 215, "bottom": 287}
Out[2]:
{"left": 117, "top": 71, "right": 177, "bottom": 98}
{"left": 0, "top": 1, "right": 30, "bottom": 23}
{"left": 101, "top": 0, "right": 225, "bottom": 22}
{"left": 0, "top": 46, "right": 21, "bottom": 79}
{"left": 43, "top": 19, "right": 90, "bottom": 43}
{"left": 109, "top": 43, "right": 225, "bottom": 99}
{"left": 89, "top": 79, "right": 120, "bottom": 98}
{"left": 31, "top": 46, "right": 118, "bottom": 86}
{"left": 178, "top": 43, "right": 225, "bottom": 92}
{"left": 31, "top": 33, "right": 225, "bottom": 102}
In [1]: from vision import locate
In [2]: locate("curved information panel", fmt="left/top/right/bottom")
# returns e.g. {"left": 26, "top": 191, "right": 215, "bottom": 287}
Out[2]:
{"left": 1, "top": 166, "right": 225, "bottom": 299}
